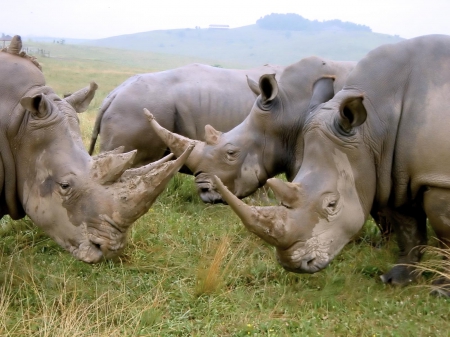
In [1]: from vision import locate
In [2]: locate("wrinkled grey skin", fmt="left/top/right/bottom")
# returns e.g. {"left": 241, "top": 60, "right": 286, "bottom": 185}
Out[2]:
{"left": 215, "top": 35, "right": 450, "bottom": 296}
{"left": 1, "top": 35, "right": 194, "bottom": 264}
{"left": 89, "top": 63, "right": 284, "bottom": 168}
{"left": 146, "top": 57, "right": 355, "bottom": 203}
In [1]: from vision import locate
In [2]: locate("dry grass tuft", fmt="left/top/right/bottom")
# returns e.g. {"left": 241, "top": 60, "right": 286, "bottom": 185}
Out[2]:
{"left": 195, "top": 235, "right": 249, "bottom": 296}
{"left": 415, "top": 244, "right": 450, "bottom": 295}
{"left": 195, "top": 235, "right": 231, "bottom": 295}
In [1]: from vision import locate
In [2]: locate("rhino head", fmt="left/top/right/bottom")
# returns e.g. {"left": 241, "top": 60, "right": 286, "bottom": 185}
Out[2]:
{"left": 14, "top": 84, "right": 193, "bottom": 263}
{"left": 144, "top": 72, "right": 337, "bottom": 204}
{"left": 212, "top": 91, "right": 376, "bottom": 273}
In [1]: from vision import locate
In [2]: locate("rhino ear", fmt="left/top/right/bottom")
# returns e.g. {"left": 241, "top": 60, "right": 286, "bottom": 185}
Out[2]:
{"left": 65, "top": 82, "right": 98, "bottom": 113}
{"left": 259, "top": 74, "right": 278, "bottom": 105}
{"left": 20, "top": 94, "right": 50, "bottom": 119}
{"left": 204, "top": 124, "right": 222, "bottom": 145}
{"left": 337, "top": 96, "right": 366, "bottom": 133}
{"left": 246, "top": 75, "right": 261, "bottom": 95}
{"left": 307, "top": 77, "right": 335, "bottom": 112}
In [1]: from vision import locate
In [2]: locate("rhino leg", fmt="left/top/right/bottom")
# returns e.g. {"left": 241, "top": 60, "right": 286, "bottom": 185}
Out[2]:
{"left": 380, "top": 204, "right": 427, "bottom": 285}
{"left": 423, "top": 187, "right": 450, "bottom": 297}
{"left": 370, "top": 207, "right": 394, "bottom": 243}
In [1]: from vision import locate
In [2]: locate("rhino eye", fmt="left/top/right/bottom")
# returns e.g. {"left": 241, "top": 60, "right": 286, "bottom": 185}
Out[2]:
{"left": 327, "top": 200, "right": 337, "bottom": 208}
{"left": 225, "top": 148, "right": 239, "bottom": 161}
{"left": 59, "top": 182, "right": 70, "bottom": 190}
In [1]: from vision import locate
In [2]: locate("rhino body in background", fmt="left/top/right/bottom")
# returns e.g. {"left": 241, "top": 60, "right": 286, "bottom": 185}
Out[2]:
{"left": 1, "top": 36, "right": 193, "bottom": 263}
{"left": 146, "top": 56, "right": 355, "bottom": 203}
{"left": 215, "top": 35, "right": 450, "bottom": 296}
{"left": 89, "top": 63, "right": 284, "bottom": 168}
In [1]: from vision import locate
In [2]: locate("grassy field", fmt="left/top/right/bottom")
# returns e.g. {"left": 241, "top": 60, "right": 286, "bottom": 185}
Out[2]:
{"left": 0, "top": 42, "right": 448, "bottom": 336}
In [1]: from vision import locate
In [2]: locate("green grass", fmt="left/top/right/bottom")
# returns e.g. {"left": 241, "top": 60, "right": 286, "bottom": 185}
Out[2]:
{"left": 0, "top": 43, "right": 448, "bottom": 336}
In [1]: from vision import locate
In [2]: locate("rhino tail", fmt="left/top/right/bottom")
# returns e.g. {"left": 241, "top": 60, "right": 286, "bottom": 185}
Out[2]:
{"left": 88, "top": 93, "right": 117, "bottom": 155}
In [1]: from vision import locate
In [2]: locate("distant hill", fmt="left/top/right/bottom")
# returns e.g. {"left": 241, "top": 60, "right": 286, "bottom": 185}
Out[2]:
{"left": 83, "top": 23, "right": 404, "bottom": 67}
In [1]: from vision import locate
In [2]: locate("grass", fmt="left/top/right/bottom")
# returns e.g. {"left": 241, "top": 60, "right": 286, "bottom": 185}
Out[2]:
{"left": 0, "top": 42, "right": 448, "bottom": 336}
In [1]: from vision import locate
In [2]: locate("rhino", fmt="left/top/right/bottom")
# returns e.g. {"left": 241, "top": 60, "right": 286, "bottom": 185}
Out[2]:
{"left": 145, "top": 56, "right": 355, "bottom": 203}
{"left": 212, "top": 35, "right": 450, "bottom": 296}
{"left": 0, "top": 35, "right": 193, "bottom": 263}
{"left": 88, "top": 63, "right": 284, "bottom": 168}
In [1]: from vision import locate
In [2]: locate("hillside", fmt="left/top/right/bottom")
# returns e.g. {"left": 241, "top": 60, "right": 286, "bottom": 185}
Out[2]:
{"left": 84, "top": 24, "right": 404, "bottom": 67}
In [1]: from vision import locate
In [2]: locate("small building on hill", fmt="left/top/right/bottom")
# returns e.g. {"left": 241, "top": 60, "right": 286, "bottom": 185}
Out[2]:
{"left": 208, "top": 25, "right": 229, "bottom": 29}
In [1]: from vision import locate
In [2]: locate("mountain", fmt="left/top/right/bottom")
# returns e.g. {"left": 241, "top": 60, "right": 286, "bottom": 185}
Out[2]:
{"left": 82, "top": 24, "right": 404, "bottom": 67}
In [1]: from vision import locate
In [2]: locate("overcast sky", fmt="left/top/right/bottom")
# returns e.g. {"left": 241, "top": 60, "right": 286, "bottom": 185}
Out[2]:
{"left": 2, "top": 0, "right": 450, "bottom": 40}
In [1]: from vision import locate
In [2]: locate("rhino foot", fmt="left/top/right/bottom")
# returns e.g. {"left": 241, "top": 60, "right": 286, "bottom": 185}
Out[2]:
{"left": 380, "top": 265, "right": 419, "bottom": 286}
{"left": 430, "top": 277, "right": 450, "bottom": 297}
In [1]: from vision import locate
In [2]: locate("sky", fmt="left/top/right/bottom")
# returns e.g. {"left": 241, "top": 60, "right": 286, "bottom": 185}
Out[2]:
{"left": 2, "top": 0, "right": 450, "bottom": 40}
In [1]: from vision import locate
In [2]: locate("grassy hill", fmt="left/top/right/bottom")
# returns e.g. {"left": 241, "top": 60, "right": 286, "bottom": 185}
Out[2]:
{"left": 83, "top": 24, "right": 404, "bottom": 67}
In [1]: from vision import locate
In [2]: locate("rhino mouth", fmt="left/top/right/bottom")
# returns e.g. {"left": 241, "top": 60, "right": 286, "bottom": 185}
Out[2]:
{"left": 275, "top": 241, "right": 331, "bottom": 274}
{"left": 68, "top": 216, "right": 127, "bottom": 263}
{"left": 70, "top": 239, "right": 104, "bottom": 263}
{"left": 194, "top": 172, "right": 226, "bottom": 204}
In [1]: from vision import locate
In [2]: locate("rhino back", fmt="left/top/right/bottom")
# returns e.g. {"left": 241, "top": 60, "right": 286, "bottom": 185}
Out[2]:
{"left": 98, "top": 63, "right": 282, "bottom": 166}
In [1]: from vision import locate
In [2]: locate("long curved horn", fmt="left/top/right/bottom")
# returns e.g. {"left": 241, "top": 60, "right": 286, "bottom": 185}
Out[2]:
{"left": 143, "top": 108, "right": 198, "bottom": 157}
{"left": 120, "top": 153, "right": 174, "bottom": 179}
{"left": 112, "top": 143, "right": 195, "bottom": 227}
{"left": 213, "top": 175, "right": 293, "bottom": 249}
{"left": 90, "top": 147, "right": 136, "bottom": 184}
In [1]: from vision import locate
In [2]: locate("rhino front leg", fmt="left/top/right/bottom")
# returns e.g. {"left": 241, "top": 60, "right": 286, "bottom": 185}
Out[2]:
{"left": 423, "top": 187, "right": 450, "bottom": 297}
{"left": 380, "top": 204, "right": 427, "bottom": 285}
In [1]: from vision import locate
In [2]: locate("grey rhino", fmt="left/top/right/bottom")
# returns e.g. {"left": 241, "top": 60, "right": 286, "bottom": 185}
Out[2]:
{"left": 88, "top": 63, "right": 284, "bottom": 168}
{"left": 213, "top": 35, "right": 450, "bottom": 296}
{"left": 1, "top": 36, "right": 193, "bottom": 263}
{"left": 145, "top": 56, "right": 355, "bottom": 203}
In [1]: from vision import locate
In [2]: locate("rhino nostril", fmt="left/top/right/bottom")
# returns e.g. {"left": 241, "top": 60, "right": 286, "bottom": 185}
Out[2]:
{"left": 200, "top": 187, "right": 210, "bottom": 193}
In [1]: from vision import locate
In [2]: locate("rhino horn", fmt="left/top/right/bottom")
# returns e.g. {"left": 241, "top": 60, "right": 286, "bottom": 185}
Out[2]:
{"left": 266, "top": 178, "right": 303, "bottom": 209}
{"left": 143, "top": 108, "right": 197, "bottom": 156}
{"left": 212, "top": 175, "right": 292, "bottom": 248}
{"left": 90, "top": 147, "right": 136, "bottom": 185}
{"left": 204, "top": 124, "right": 222, "bottom": 145}
{"left": 112, "top": 143, "right": 195, "bottom": 226}
{"left": 120, "top": 153, "right": 175, "bottom": 179}
{"left": 65, "top": 82, "right": 98, "bottom": 113}
{"left": 7, "top": 35, "right": 22, "bottom": 54}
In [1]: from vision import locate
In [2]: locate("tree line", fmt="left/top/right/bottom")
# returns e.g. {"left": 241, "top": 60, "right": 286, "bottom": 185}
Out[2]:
{"left": 256, "top": 13, "right": 371, "bottom": 32}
